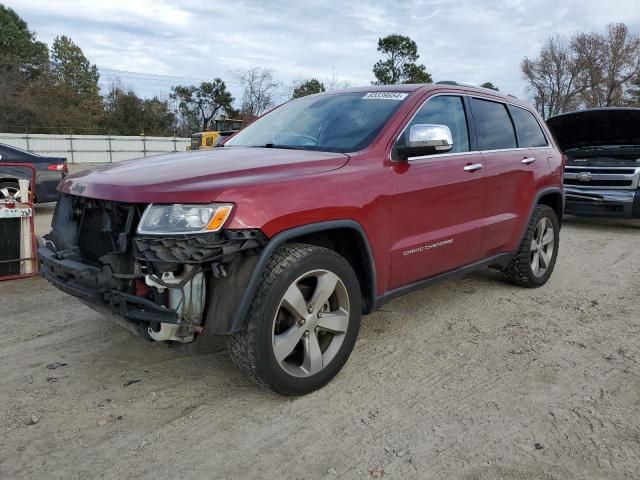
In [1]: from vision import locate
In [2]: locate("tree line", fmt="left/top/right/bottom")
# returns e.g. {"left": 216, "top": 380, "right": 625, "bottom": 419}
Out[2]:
{"left": 3, "top": 4, "right": 638, "bottom": 136}
{"left": 0, "top": 6, "right": 283, "bottom": 135}
{"left": 0, "top": 5, "right": 354, "bottom": 136}
{"left": 1, "top": 6, "right": 172, "bottom": 135}
{"left": 1, "top": 5, "right": 480, "bottom": 137}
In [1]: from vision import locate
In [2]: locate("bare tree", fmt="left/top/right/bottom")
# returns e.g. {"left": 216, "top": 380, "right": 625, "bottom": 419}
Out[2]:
{"left": 589, "top": 23, "right": 640, "bottom": 107}
{"left": 524, "top": 23, "right": 640, "bottom": 116}
{"left": 325, "top": 71, "right": 351, "bottom": 91}
{"left": 521, "top": 35, "right": 585, "bottom": 118}
{"left": 572, "top": 31, "right": 605, "bottom": 107}
{"left": 629, "top": 76, "right": 640, "bottom": 106}
{"left": 232, "top": 67, "right": 281, "bottom": 118}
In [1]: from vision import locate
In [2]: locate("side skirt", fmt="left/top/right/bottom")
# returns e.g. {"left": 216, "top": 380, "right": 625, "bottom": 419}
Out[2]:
{"left": 373, "top": 252, "right": 513, "bottom": 309}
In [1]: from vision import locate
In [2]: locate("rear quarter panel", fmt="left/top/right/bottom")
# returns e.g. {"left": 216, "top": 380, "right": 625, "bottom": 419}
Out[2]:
{"left": 506, "top": 114, "right": 565, "bottom": 252}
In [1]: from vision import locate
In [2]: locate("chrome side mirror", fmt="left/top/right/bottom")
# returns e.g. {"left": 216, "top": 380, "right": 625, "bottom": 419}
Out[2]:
{"left": 396, "top": 124, "right": 454, "bottom": 160}
{"left": 409, "top": 124, "right": 453, "bottom": 150}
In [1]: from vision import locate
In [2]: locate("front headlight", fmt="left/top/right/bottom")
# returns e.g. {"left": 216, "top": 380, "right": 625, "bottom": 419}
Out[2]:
{"left": 137, "top": 203, "right": 234, "bottom": 235}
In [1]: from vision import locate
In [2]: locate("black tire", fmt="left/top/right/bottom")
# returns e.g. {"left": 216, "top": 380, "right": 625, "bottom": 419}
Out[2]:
{"left": 503, "top": 204, "right": 560, "bottom": 288}
{"left": 228, "top": 243, "right": 362, "bottom": 396}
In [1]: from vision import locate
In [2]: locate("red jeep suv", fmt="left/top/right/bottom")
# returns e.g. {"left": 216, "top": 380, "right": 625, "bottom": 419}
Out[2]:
{"left": 39, "top": 83, "right": 564, "bottom": 395}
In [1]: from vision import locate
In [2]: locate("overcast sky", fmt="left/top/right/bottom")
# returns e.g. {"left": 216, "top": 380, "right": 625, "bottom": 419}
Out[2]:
{"left": 8, "top": 0, "right": 640, "bottom": 106}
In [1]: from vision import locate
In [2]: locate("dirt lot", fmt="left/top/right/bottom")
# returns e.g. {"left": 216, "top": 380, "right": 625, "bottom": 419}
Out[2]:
{"left": 1, "top": 204, "right": 639, "bottom": 480}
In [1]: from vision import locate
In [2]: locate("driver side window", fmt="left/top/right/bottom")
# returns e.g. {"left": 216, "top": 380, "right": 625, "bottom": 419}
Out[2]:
{"left": 397, "top": 95, "right": 470, "bottom": 153}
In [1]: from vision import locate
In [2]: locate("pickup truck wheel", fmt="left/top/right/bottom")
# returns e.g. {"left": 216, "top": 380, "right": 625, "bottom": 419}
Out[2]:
{"left": 229, "top": 243, "right": 362, "bottom": 396}
{"left": 503, "top": 204, "right": 559, "bottom": 288}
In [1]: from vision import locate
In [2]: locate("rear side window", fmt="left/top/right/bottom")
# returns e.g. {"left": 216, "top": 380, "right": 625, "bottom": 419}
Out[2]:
{"left": 397, "top": 95, "right": 470, "bottom": 153}
{"left": 510, "top": 106, "right": 548, "bottom": 147}
{"left": 470, "top": 98, "right": 517, "bottom": 150}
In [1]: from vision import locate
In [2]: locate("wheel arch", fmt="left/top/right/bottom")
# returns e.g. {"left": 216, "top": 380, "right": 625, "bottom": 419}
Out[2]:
{"left": 537, "top": 189, "right": 564, "bottom": 226}
{"left": 221, "top": 220, "right": 377, "bottom": 334}
{"left": 515, "top": 187, "right": 564, "bottom": 249}
{"left": 292, "top": 226, "right": 376, "bottom": 314}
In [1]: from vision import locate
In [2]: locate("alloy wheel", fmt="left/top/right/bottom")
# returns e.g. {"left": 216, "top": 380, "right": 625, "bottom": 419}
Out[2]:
{"left": 530, "top": 217, "right": 554, "bottom": 277}
{"left": 272, "top": 269, "right": 350, "bottom": 377}
{"left": 0, "top": 185, "right": 21, "bottom": 201}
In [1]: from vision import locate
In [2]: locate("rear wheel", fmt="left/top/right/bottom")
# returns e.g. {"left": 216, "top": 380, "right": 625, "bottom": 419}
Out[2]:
{"left": 229, "top": 243, "right": 361, "bottom": 395}
{"left": 0, "top": 182, "right": 21, "bottom": 201}
{"left": 503, "top": 204, "right": 559, "bottom": 287}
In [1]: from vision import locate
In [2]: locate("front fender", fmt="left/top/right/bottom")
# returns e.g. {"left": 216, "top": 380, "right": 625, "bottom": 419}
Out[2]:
{"left": 203, "top": 220, "right": 377, "bottom": 334}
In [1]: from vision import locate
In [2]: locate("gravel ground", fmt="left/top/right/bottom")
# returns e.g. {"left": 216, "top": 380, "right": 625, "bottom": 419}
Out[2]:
{"left": 1, "top": 205, "right": 639, "bottom": 479}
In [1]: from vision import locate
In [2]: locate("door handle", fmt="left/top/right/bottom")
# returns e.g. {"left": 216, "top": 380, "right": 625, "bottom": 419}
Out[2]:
{"left": 463, "top": 163, "right": 483, "bottom": 172}
{"left": 522, "top": 157, "right": 536, "bottom": 165}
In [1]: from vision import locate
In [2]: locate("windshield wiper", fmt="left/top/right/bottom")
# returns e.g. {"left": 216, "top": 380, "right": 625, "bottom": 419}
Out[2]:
{"left": 248, "top": 144, "right": 310, "bottom": 150}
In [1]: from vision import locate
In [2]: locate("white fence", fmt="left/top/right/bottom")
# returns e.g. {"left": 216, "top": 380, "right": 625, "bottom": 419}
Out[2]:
{"left": 0, "top": 132, "right": 190, "bottom": 164}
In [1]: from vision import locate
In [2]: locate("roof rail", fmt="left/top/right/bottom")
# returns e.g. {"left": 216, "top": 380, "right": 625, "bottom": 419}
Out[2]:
{"left": 436, "top": 80, "right": 518, "bottom": 99}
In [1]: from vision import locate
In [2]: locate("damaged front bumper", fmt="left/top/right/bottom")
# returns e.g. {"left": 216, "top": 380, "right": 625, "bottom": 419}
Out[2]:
{"left": 38, "top": 194, "right": 267, "bottom": 342}
{"left": 38, "top": 246, "right": 180, "bottom": 325}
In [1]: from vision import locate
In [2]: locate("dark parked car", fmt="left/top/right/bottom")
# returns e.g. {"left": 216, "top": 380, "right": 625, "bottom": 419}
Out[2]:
{"left": 0, "top": 143, "right": 68, "bottom": 203}
{"left": 547, "top": 108, "right": 640, "bottom": 218}
{"left": 39, "top": 83, "right": 564, "bottom": 395}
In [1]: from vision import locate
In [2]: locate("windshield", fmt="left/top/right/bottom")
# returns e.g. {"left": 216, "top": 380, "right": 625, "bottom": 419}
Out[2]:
{"left": 225, "top": 92, "right": 408, "bottom": 153}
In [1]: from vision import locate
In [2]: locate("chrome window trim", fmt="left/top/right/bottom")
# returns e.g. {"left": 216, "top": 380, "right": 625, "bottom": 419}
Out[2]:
{"left": 407, "top": 150, "right": 478, "bottom": 162}
{"left": 480, "top": 146, "right": 551, "bottom": 154}
{"left": 407, "top": 146, "right": 555, "bottom": 163}
{"left": 480, "top": 147, "right": 527, "bottom": 154}
{"left": 529, "top": 146, "right": 554, "bottom": 151}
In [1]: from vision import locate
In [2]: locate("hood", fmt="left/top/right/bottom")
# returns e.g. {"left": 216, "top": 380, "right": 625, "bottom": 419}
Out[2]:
{"left": 59, "top": 147, "right": 349, "bottom": 203}
{"left": 547, "top": 108, "right": 640, "bottom": 152}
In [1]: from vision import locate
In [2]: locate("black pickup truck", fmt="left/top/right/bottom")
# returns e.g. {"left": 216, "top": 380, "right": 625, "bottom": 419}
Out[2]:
{"left": 547, "top": 108, "right": 640, "bottom": 218}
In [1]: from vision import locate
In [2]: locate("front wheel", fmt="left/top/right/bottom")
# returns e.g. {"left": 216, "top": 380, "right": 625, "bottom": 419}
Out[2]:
{"left": 229, "top": 243, "right": 362, "bottom": 395}
{"left": 502, "top": 204, "right": 560, "bottom": 288}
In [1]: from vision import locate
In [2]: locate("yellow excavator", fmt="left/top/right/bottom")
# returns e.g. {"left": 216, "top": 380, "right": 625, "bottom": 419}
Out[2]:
{"left": 188, "top": 118, "right": 244, "bottom": 151}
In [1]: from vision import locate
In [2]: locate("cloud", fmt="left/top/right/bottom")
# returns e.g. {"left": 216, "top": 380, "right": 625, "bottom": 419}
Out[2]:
{"left": 7, "top": 0, "right": 640, "bottom": 104}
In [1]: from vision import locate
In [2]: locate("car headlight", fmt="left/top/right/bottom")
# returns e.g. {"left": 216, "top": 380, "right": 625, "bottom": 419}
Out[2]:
{"left": 137, "top": 203, "right": 234, "bottom": 235}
